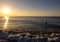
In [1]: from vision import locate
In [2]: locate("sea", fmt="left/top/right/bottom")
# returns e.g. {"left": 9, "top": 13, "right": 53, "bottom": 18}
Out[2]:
{"left": 0, "top": 16, "right": 60, "bottom": 32}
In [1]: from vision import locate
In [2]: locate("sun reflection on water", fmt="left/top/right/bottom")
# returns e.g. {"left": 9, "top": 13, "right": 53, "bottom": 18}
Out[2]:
{"left": 3, "top": 16, "right": 9, "bottom": 30}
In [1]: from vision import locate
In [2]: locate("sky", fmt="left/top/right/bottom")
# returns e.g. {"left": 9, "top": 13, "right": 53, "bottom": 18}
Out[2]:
{"left": 0, "top": 0, "right": 60, "bottom": 16}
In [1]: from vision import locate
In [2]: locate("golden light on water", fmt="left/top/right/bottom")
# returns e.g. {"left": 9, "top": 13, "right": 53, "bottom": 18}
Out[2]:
{"left": 3, "top": 16, "right": 9, "bottom": 30}
{"left": 1, "top": 7, "right": 11, "bottom": 30}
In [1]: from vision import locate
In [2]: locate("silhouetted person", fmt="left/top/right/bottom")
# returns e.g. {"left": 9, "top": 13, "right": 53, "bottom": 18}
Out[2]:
{"left": 45, "top": 21, "right": 47, "bottom": 25}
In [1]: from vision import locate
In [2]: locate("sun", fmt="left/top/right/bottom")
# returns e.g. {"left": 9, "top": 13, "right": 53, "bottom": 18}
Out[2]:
{"left": 2, "top": 8, "right": 10, "bottom": 14}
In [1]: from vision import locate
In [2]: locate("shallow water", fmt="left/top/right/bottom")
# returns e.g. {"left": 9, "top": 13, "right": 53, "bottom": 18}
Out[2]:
{"left": 0, "top": 16, "right": 60, "bottom": 32}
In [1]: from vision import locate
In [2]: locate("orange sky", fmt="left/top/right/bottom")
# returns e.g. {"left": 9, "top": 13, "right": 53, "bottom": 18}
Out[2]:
{"left": 0, "top": 0, "right": 60, "bottom": 16}
{"left": 0, "top": 11, "right": 60, "bottom": 16}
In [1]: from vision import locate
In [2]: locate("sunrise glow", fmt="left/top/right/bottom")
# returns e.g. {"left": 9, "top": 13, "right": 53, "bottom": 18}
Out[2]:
{"left": 2, "top": 8, "right": 10, "bottom": 14}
